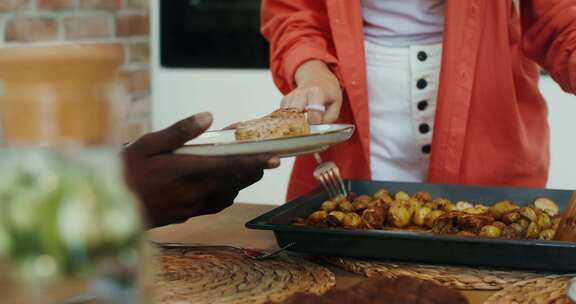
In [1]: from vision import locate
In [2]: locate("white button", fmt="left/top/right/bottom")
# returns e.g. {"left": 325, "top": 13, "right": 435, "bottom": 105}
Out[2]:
{"left": 351, "top": 79, "right": 357, "bottom": 86}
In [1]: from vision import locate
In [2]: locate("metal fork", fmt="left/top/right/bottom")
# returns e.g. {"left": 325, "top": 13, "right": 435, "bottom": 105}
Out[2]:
{"left": 313, "top": 153, "right": 347, "bottom": 199}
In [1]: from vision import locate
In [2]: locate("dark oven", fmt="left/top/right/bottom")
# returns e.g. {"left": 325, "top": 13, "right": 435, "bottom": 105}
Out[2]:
{"left": 160, "top": 0, "right": 269, "bottom": 69}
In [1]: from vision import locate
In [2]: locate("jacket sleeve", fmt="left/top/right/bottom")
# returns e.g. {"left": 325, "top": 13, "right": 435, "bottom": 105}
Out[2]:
{"left": 261, "top": 0, "right": 339, "bottom": 94}
{"left": 521, "top": 0, "right": 576, "bottom": 93}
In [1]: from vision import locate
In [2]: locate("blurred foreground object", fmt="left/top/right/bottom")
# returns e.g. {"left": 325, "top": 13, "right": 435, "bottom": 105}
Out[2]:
{"left": 0, "top": 44, "right": 150, "bottom": 304}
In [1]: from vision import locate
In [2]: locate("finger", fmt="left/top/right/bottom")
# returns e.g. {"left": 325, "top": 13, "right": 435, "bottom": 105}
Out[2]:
{"left": 129, "top": 112, "right": 213, "bottom": 156}
{"left": 152, "top": 153, "right": 280, "bottom": 179}
{"left": 323, "top": 99, "right": 342, "bottom": 123}
{"left": 223, "top": 123, "right": 239, "bottom": 130}
{"left": 282, "top": 91, "right": 307, "bottom": 110}
{"left": 305, "top": 87, "right": 326, "bottom": 124}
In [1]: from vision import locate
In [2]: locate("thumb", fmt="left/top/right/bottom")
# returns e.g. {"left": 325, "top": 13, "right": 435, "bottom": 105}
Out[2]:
{"left": 131, "top": 112, "right": 213, "bottom": 155}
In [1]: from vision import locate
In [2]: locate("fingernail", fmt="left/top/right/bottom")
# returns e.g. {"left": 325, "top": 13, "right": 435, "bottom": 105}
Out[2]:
{"left": 195, "top": 112, "right": 213, "bottom": 129}
{"left": 267, "top": 157, "right": 281, "bottom": 168}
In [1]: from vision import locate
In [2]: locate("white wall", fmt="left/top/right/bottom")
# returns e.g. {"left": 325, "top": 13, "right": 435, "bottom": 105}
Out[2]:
{"left": 152, "top": 1, "right": 576, "bottom": 205}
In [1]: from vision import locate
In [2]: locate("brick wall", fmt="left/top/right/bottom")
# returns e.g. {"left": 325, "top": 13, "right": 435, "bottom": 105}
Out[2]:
{"left": 0, "top": 0, "right": 151, "bottom": 142}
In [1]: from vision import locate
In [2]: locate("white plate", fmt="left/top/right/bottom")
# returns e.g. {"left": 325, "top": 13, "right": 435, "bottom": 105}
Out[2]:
{"left": 175, "top": 124, "right": 355, "bottom": 157}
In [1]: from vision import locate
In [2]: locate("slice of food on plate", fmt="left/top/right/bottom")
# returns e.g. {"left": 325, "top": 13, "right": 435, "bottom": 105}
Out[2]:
{"left": 235, "top": 108, "right": 310, "bottom": 141}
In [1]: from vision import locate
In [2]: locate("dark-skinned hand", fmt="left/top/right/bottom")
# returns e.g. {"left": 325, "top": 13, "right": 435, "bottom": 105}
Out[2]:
{"left": 122, "top": 112, "right": 280, "bottom": 227}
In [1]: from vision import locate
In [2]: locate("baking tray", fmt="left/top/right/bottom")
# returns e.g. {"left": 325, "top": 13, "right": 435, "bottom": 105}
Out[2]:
{"left": 246, "top": 180, "right": 576, "bottom": 272}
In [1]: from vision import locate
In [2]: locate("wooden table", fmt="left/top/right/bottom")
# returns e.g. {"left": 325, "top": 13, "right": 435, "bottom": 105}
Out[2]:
{"left": 148, "top": 203, "right": 495, "bottom": 304}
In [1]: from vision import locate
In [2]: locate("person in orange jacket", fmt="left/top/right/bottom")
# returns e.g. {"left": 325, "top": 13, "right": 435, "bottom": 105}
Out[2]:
{"left": 261, "top": 0, "right": 576, "bottom": 200}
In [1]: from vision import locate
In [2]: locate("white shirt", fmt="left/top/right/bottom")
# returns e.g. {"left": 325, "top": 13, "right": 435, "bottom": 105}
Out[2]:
{"left": 361, "top": 0, "right": 445, "bottom": 47}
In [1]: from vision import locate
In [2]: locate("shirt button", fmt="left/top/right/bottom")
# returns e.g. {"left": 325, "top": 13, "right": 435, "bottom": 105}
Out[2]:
{"left": 351, "top": 79, "right": 357, "bottom": 86}
{"left": 417, "top": 100, "right": 428, "bottom": 111}
{"left": 417, "top": 78, "right": 428, "bottom": 90}
{"left": 421, "top": 144, "right": 432, "bottom": 154}
{"left": 419, "top": 123, "right": 430, "bottom": 134}
{"left": 417, "top": 51, "right": 428, "bottom": 62}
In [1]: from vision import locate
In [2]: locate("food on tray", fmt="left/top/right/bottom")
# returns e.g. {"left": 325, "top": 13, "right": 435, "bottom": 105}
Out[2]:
{"left": 294, "top": 189, "right": 562, "bottom": 241}
{"left": 277, "top": 276, "right": 469, "bottom": 304}
{"left": 234, "top": 108, "right": 310, "bottom": 141}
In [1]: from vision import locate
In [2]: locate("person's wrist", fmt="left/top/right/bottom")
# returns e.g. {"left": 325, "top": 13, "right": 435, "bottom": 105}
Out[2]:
{"left": 295, "top": 60, "right": 338, "bottom": 87}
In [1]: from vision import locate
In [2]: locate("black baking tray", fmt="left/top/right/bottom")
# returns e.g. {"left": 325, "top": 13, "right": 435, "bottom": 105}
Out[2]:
{"left": 246, "top": 180, "right": 576, "bottom": 272}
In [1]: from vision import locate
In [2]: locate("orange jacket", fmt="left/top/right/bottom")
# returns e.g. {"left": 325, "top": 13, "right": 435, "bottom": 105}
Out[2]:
{"left": 261, "top": 0, "right": 576, "bottom": 200}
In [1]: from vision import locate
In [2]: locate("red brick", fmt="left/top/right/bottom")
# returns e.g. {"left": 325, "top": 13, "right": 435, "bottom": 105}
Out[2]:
{"left": 0, "top": 0, "right": 29, "bottom": 10}
{"left": 126, "top": 0, "right": 148, "bottom": 9}
{"left": 116, "top": 15, "right": 149, "bottom": 37}
{"left": 5, "top": 17, "right": 57, "bottom": 42}
{"left": 126, "top": 42, "right": 149, "bottom": 65}
{"left": 38, "top": 0, "right": 75, "bottom": 10}
{"left": 120, "top": 70, "right": 150, "bottom": 93}
{"left": 79, "top": 0, "right": 122, "bottom": 10}
{"left": 64, "top": 16, "right": 112, "bottom": 40}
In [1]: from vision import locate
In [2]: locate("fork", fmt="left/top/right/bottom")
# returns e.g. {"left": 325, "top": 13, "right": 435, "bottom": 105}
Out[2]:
{"left": 313, "top": 153, "right": 347, "bottom": 199}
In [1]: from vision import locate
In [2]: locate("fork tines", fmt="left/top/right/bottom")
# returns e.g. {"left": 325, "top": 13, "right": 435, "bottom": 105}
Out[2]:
{"left": 314, "top": 161, "right": 347, "bottom": 199}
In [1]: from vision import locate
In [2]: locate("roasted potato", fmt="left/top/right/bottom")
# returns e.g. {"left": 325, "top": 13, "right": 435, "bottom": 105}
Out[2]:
{"left": 479, "top": 225, "right": 502, "bottom": 238}
{"left": 456, "top": 231, "right": 477, "bottom": 237}
{"left": 509, "top": 223, "right": 525, "bottom": 234}
{"left": 377, "top": 194, "right": 394, "bottom": 205}
{"left": 464, "top": 207, "right": 487, "bottom": 215}
{"left": 308, "top": 210, "right": 328, "bottom": 222}
{"left": 473, "top": 204, "right": 490, "bottom": 214}
{"left": 455, "top": 201, "right": 473, "bottom": 212}
{"left": 321, "top": 200, "right": 338, "bottom": 212}
{"left": 553, "top": 217, "right": 561, "bottom": 231}
{"left": 413, "top": 191, "right": 432, "bottom": 203}
{"left": 492, "top": 221, "right": 507, "bottom": 231}
{"left": 502, "top": 211, "right": 521, "bottom": 224}
{"left": 501, "top": 226, "right": 521, "bottom": 239}
{"left": 394, "top": 191, "right": 410, "bottom": 201}
{"left": 352, "top": 200, "right": 370, "bottom": 212}
{"left": 525, "top": 222, "right": 541, "bottom": 239}
{"left": 373, "top": 189, "right": 390, "bottom": 200}
{"left": 362, "top": 207, "right": 385, "bottom": 229}
{"left": 430, "top": 198, "right": 452, "bottom": 211}
{"left": 338, "top": 200, "right": 354, "bottom": 213}
{"left": 424, "top": 210, "right": 445, "bottom": 228}
{"left": 534, "top": 197, "right": 560, "bottom": 217}
{"left": 388, "top": 204, "right": 412, "bottom": 228}
{"left": 518, "top": 218, "right": 530, "bottom": 230}
{"left": 414, "top": 206, "right": 432, "bottom": 227}
{"left": 537, "top": 213, "right": 552, "bottom": 230}
{"left": 324, "top": 215, "right": 341, "bottom": 227}
{"left": 333, "top": 195, "right": 346, "bottom": 203}
{"left": 520, "top": 206, "right": 538, "bottom": 222}
{"left": 539, "top": 229, "right": 555, "bottom": 240}
{"left": 490, "top": 201, "right": 520, "bottom": 219}
{"left": 404, "top": 198, "right": 422, "bottom": 214}
{"left": 329, "top": 211, "right": 346, "bottom": 223}
{"left": 342, "top": 213, "right": 362, "bottom": 229}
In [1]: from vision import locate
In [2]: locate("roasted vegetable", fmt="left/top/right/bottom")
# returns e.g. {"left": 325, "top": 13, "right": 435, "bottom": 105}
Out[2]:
{"left": 518, "top": 218, "right": 530, "bottom": 230}
{"left": 413, "top": 191, "right": 432, "bottom": 203}
{"left": 394, "top": 191, "right": 410, "bottom": 201}
{"left": 526, "top": 222, "right": 541, "bottom": 239}
{"left": 502, "top": 211, "right": 521, "bottom": 224}
{"left": 479, "top": 225, "right": 502, "bottom": 238}
{"left": 329, "top": 211, "right": 346, "bottom": 223}
{"left": 490, "top": 201, "right": 519, "bottom": 219}
{"left": 414, "top": 206, "right": 432, "bottom": 227}
{"left": 362, "top": 207, "right": 385, "bottom": 229}
{"left": 424, "top": 210, "right": 445, "bottom": 228}
{"left": 338, "top": 200, "right": 354, "bottom": 213}
{"left": 352, "top": 200, "right": 370, "bottom": 212}
{"left": 520, "top": 206, "right": 538, "bottom": 222}
{"left": 404, "top": 198, "right": 422, "bottom": 214}
{"left": 308, "top": 210, "right": 328, "bottom": 222}
{"left": 455, "top": 201, "right": 473, "bottom": 212}
{"left": 534, "top": 197, "right": 560, "bottom": 217}
{"left": 373, "top": 189, "right": 390, "bottom": 200}
{"left": 501, "top": 226, "right": 521, "bottom": 239}
{"left": 321, "top": 200, "right": 338, "bottom": 212}
{"left": 430, "top": 198, "right": 452, "bottom": 211}
{"left": 492, "top": 221, "right": 507, "bottom": 231}
{"left": 539, "top": 229, "right": 556, "bottom": 240}
{"left": 342, "top": 213, "right": 362, "bottom": 229}
{"left": 324, "top": 215, "right": 341, "bottom": 227}
{"left": 388, "top": 205, "right": 412, "bottom": 228}
{"left": 456, "top": 231, "right": 477, "bottom": 237}
{"left": 464, "top": 207, "right": 487, "bottom": 215}
{"left": 537, "top": 213, "right": 552, "bottom": 230}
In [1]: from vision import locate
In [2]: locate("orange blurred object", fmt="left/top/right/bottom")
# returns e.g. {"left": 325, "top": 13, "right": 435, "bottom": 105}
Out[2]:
{"left": 0, "top": 44, "right": 124, "bottom": 146}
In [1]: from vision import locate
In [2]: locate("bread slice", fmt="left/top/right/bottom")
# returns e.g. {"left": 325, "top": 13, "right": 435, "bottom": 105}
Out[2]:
{"left": 235, "top": 108, "right": 310, "bottom": 141}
